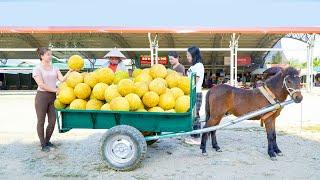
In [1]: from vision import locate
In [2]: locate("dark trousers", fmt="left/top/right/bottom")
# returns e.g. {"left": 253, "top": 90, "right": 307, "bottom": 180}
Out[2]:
{"left": 191, "top": 92, "right": 202, "bottom": 138}
{"left": 35, "top": 91, "right": 56, "bottom": 147}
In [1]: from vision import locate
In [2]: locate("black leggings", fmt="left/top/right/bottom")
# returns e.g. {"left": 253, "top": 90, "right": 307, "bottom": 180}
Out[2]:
{"left": 35, "top": 91, "right": 56, "bottom": 147}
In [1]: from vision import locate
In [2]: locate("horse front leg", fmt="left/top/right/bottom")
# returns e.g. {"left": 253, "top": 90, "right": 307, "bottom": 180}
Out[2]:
{"left": 210, "top": 131, "right": 222, "bottom": 152}
{"left": 272, "top": 120, "right": 283, "bottom": 156}
{"left": 264, "top": 119, "right": 277, "bottom": 160}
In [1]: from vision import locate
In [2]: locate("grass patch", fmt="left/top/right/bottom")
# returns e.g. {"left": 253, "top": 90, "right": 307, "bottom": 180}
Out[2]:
{"left": 44, "top": 172, "right": 87, "bottom": 178}
{"left": 94, "top": 164, "right": 110, "bottom": 172}
{"left": 303, "top": 124, "right": 320, "bottom": 132}
{"left": 303, "top": 125, "right": 320, "bottom": 132}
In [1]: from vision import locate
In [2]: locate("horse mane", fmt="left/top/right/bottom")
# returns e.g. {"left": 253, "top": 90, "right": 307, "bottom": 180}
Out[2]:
{"left": 265, "top": 67, "right": 299, "bottom": 86}
{"left": 265, "top": 68, "right": 283, "bottom": 85}
{"left": 263, "top": 67, "right": 283, "bottom": 75}
{"left": 283, "top": 66, "right": 300, "bottom": 76}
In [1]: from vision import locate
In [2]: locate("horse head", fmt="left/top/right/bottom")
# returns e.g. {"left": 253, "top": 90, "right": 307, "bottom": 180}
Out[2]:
{"left": 282, "top": 67, "right": 303, "bottom": 103}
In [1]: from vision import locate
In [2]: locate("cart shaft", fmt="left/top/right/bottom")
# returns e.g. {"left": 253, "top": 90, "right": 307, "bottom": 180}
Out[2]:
{"left": 145, "top": 100, "right": 294, "bottom": 141}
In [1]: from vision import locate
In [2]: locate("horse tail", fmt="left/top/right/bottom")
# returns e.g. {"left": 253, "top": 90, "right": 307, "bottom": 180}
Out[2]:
{"left": 205, "top": 88, "right": 211, "bottom": 122}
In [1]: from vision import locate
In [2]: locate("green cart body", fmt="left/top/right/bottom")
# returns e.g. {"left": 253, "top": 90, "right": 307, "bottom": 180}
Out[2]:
{"left": 56, "top": 74, "right": 197, "bottom": 134}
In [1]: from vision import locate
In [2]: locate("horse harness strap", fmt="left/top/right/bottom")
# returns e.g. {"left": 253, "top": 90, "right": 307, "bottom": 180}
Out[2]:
{"left": 258, "top": 85, "right": 279, "bottom": 122}
{"left": 258, "top": 85, "right": 277, "bottom": 105}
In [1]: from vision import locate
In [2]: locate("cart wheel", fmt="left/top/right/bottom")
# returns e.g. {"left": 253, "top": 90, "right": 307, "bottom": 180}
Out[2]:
{"left": 142, "top": 132, "right": 159, "bottom": 145}
{"left": 100, "top": 125, "right": 147, "bottom": 171}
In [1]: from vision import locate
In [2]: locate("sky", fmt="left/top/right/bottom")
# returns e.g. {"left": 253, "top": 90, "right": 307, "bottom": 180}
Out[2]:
{"left": 0, "top": 0, "right": 320, "bottom": 27}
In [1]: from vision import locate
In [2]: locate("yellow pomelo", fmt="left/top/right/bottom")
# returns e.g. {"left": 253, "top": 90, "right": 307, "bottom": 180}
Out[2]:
{"left": 165, "top": 73, "right": 180, "bottom": 88}
{"left": 66, "top": 72, "right": 83, "bottom": 88}
{"left": 92, "top": 83, "right": 108, "bottom": 100}
{"left": 142, "top": 91, "right": 159, "bottom": 108}
{"left": 95, "top": 68, "right": 114, "bottom": 84}
{"left": 134, "top": 73, "right": 153, "bottom": 84}
{"left": 70, "top": 99, "right": 87, "bottom": 110}
{"left": 58, "top": 87, "right": 76, "bottom": 104}
{"left": 150, "top": 64, "right": 167, "bottom": 79}
{"left": 110, "top": 97, "right": 130, "bottom": 111}
{"left": 84, "top": 72, "right": 99, "bottom": 88}
{"left": 125, "top": 93, "right": 142, "bottom": 111}
{"left": 178, "top": 76, "right": 190, "bottom": 95}
{"left": 54, "top": 99, "right": 66, "bottom": 109}
{"left": 101, "top": 103, "right": 111, "bottom": 111}
{"left": 118, "top": 79, "right": 135, "bottom": 96}
{"left": 113, "top": 70, "right": 129, "bottom": 84}
{"left": 170, "top": 87, "right": 184, "bottom": 100}
{"left": 86, "top": 99, "right": 103, "bottom": 110}
{"left": 104, "top": 85, "right": 121, "bottom": 103}
{"left": 132, "top": 69, "right": 143, "bottom": 78}
{"left": 134, "top": 82, "right": 149, "bottom": 98}
{"left": 158, "top": 93, "right": 175, "bottom": 110}
{"left": 68, "top": 55, "right": 84, "bottom": 71}
{"left": 74, "top": 83, "right": 91, "bottom": 99}
{"left": 175, "top": 95, "right": 190, "bottom": 113}
{"left": 149, "top": 78, "right": 167, "bottom": 95}
{"left": 148, "top": 106, "right": 165, "bottom": 112}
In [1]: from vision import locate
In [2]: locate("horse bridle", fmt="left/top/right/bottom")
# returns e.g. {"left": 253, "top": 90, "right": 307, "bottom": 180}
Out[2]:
{"left": 283, "top": 75, "right": 301, "bottom": 97}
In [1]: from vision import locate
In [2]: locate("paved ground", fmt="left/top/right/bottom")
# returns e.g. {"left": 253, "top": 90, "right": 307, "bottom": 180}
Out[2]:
{"left": 0, "top": 89, "right": 319, "bottom": 179}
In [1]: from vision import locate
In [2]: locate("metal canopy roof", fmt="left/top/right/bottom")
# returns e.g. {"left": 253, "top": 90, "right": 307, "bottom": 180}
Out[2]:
{"left": 0, "top": 27, "right": 318, "bottom": 67}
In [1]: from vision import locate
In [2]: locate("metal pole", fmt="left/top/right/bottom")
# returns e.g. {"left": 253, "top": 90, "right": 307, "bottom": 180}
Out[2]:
{"left": 155, "top": 38, "right": 159, "bottom": 65}
{"left": 234, "top": 35, "right": 239, "bottom": 87}
{"left": 145, "top": 100, "right": 294, "bottom": 141}
{"left": 148, "top": 33, "right": 154, "bottom": 66}
{"left": 310, "top": 34, "right": 315, "bottom": 91}
{"left": 307, "top": 43, "right": 311, "bottom": 92}
{"left": 229, "top": 36, "right": 234, "bottom": 86}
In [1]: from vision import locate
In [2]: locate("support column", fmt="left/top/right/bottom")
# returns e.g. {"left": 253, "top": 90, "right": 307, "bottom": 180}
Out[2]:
{"left": 229, "top": 33, "right": 240, "bottom": 87}
{"left": 306, "top": 34, "right": 315, "bottom": 92}
{"left": 148, "top": 33, "right": 159, "bottom": 65}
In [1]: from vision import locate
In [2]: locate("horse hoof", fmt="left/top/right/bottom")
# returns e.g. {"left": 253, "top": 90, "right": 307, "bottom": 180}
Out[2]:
{"left": 202, "top": 152, "right": 208, "bottom": 156}
{"left": 270, "top": 157, "right": 277, "bottom": 161}
{"left": 277, "top": 152, "right": 284, "bottom": 156}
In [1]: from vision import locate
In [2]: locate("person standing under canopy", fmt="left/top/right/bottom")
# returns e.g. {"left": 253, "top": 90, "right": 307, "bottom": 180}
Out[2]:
{"left": 103, "top": 48, "right": 128, "bottom": 72}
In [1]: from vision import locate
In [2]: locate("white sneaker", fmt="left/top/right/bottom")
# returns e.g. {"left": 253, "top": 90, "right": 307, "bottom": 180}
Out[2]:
{"left": 184, "top": 137, "right": 201, "bottom": 145}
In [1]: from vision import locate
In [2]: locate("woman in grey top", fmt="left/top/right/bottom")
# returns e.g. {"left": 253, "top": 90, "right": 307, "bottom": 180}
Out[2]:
{"left": 168, "top": 51, "right": 185, "bottom": 76}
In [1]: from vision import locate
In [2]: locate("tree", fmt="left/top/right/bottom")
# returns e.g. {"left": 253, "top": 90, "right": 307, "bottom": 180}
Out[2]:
{"left": 271, "top": 52, "right": 282, "bottom": 64}
{"left": 313, "top": 58, "right": 320, "bottom": 67}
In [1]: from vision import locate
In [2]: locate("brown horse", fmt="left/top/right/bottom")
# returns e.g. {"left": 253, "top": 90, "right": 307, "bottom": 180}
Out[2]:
{"left": 200, "top": 67, "right": 303, "bottom": 160}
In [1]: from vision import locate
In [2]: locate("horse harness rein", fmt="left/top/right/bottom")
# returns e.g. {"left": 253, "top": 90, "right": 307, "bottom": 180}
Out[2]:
{"left": 283, "top": 75, "right": 301, "bottom": 97}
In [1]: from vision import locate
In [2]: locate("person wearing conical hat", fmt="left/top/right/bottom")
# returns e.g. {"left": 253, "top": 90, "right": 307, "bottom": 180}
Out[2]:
{"left": 103, "top": 48, "right": 127, "bottom": 72}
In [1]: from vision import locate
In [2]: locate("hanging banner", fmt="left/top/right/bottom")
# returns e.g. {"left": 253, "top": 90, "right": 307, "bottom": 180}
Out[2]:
{"left": 140, "top": 55, "right": 168, "bottom": 65}
{"left": 224, "top": 55, "right": 252, "bottom": 66}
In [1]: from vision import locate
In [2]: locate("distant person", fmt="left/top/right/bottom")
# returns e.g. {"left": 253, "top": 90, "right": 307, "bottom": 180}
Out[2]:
{"left": 103, "top": 48, "right": 127, "bottom": 72}
{"left": 32, "top": 47, "right": 72, "bottom": 152}
{"left": 168, "top": 51, "right": 185, "bottom": 75}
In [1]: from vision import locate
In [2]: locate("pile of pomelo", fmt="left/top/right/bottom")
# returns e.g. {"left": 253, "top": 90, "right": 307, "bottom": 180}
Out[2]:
{"left": 54, "top": 55, "right": 191, "bottom": 113}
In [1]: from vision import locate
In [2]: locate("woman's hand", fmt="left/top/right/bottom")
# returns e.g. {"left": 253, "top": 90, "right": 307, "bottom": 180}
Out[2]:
{"left": 56, "top": 88, "right": 60, "bottom": 96}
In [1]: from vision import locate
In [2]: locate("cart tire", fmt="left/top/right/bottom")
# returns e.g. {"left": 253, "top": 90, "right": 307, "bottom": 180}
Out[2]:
{"left": 100, "top": 125, "right": 147, "bottom": 171}
{"left": 142, "top": 132, "right": 159, "bottom": 146}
